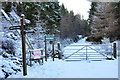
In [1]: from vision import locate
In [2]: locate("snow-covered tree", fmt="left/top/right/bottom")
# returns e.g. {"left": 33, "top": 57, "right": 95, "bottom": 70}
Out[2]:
{"left": 88, "top": 2, "right": 120, "bottom": 42}
{"left": 39, "top": 2, "right": 61, "bottom": 34}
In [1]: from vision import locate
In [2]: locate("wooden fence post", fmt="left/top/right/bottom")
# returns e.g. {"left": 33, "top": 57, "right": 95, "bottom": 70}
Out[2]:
{"left": 52, "top": 41, "right": 54, "bottom": 61}
{"left": 113, "top": 43, "right": 117, "bottom": 59}
{"left": 45, "top": 36, "right": 47, "bottom": 61}
{"left": 30, "top": 51, "right": 32, "bottom": 67}
{"left": 41, "top": 49, "right": 43, "bottom": 63}
{"left": 57, "top": 42, "right": 62, "bottom": 59}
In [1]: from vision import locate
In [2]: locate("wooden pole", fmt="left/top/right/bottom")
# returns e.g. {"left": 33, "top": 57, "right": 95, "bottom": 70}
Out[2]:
{"left": 113, "top": 43, "right": 117, "bottom": 59}
{"left": 41, "top": 49, "right": 43, "bottom": 63}
{"left": 52, "top": 41, "right": 54, "bottom": 61}
{"left": 57, "top": 42, "right": 62, "bottom": 59}
{"left": 21, "top": 14, "right": 27, "bottom": 76}
{"left": 30, "top": 51, "right": 32, "bottom": 67}
{"left": 45, "top": 36, "right": 47, "bottom": 61}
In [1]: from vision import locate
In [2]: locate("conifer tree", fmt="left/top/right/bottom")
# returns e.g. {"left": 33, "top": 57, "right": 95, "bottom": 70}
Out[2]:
{"left": 88, "top": 2, "right": 120, "bottom": 42}
{"left": 39, "top": 2, "right": 61, "bottom": 34}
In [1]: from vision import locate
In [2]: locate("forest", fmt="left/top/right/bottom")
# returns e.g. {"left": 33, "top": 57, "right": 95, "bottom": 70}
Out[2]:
{"left": 2, "top": 2, "right": 89, "bottom": 42}
{"left": 0, "top": 1, "right": 120, "bottom": 79}
{"left": 1, "top": 2, "right": 89, "bottom": 78}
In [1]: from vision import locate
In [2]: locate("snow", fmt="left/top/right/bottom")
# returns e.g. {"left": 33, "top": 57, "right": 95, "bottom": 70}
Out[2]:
{"left": 9, "top": 10, "right": 21, "bottom": 22}
{"left": 1, "top": 55, "right": 22, "bottom": 78}
{"left": 101, "top": 37, "right": 111, "bottom": 44}
{"left": 0, "top": 56, "right": 4, "bottom": 78}
{"left": 1, "top": 9, "right": 10, "bottom": 21}
{"left": 21, "top": 14, "right": 24, "bottom": 17}
{"left": 25, "top": 19, "right": 31, "bottom": 24}
{"left": 0, "top": 30, "right": 23, "bottom": 78}
{"left": 0, "top": 32, "right": 4, "bottom": 37}
{"left": 8, "top": 58, "right": 118, "bottom": 78}
{"left": 118, "top": 41, "right": 120, "bottom": 56}
{"left": 9, "top": 10, "right": 30, "bottom": 24}
{"left": 8, "top": 38, "right": 118, "bottom": 78}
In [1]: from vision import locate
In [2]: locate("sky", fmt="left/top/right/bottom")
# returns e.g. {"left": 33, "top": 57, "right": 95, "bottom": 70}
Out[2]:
{"left": 58, "top": 0, "right": 91, "bottom": 20}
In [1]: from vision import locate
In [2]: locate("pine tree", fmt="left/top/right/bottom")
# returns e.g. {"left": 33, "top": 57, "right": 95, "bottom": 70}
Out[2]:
{"left": 88, "top": 2, "right": 120, "bottom": 42}
{"left": 2, "top": 2, "right": 12, "bottom": 12}
{"left": 16, "top": 2, "right": 61, "bottom": 33}
{"left": 16, "top": 2, "right": 40, "bottom": 26}
{"left": 39, "top": 2, "right": 61, "bottom": 34}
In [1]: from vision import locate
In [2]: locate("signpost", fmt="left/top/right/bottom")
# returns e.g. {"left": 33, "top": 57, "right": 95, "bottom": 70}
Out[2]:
{"left": 45, "top": 35, "right": 54, "bottom": 61}
{"left": 9, "top": 14, "right": 27, "bottom": 76}
{"left": 9, "top": 14, "right": 34, "bottom": 76}
{"left": 21, "top": 14, "right": 27, "bottom": 76}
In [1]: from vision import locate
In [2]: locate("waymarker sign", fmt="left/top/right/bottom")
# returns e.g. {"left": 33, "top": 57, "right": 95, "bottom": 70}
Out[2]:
{"left": 45, "top": 35, "right": 54, "bottom": 41}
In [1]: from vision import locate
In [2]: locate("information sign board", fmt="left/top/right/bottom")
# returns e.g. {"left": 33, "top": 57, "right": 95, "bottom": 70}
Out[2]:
{"left": 45, "top": 35, "right": 54, "bottom": 41}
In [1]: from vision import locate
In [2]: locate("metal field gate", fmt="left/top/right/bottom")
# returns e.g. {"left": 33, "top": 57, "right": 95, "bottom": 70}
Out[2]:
{"left": 63, "top": 44, "right": 115, "bottom": 61}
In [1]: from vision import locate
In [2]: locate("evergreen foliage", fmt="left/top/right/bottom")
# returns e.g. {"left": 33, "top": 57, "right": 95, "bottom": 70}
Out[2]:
{"left": 39, "top": 2, "right": 61, "bottom": 34}
{"left": 88, "top": 2, "right": 120, "bottom": 42}
{"left": 2, "top": 2, "right": 89, "bottom": 41}
{"left": 2, "top": 2, "right": 12, "bottom": 12}
{"left": 16, "top": 2, "right": 61, "bottom": 34}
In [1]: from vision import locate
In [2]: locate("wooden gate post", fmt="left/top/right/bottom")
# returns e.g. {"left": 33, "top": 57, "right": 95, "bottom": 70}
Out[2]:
{"left": 21, "top": 14, "right": 27, "bottom": 76}
{"left": 52, "top": 41, "right": 54, "bottom": 61}
{"left": 57, "top": 42, "right": 62, "bottom": 59}
{"left": 113, "top": 43, "right": 117, "bottom": 59}
{"left": 45, "top": 36, "right": 47, "bottom": 62}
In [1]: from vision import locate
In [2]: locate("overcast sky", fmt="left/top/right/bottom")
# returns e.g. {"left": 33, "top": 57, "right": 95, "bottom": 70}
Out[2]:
{"left": 58, "top": 0, "right": 91, "bottom": 20}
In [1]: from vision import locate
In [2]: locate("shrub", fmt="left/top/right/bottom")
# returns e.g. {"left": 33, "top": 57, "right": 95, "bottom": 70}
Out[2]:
{"left": 2, "top": 39, "right": 15, "bottom": 56}
{"left": 86, "top": 36, "right": 102, "bottom": 44}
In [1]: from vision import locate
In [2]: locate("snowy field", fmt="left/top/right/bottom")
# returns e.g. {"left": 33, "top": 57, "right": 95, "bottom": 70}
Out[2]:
{"left": 8, "top": 37, "right": 118, "bottom": 78}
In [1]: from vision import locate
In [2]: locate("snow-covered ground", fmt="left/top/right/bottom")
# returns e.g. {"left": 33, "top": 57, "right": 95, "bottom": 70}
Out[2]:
{"left": 8, "top": 58, "right": 118, "bottom": 78}
{"left": 0, "top": 56, "right": 3, "bottom": 77}
{"left": 8, "top": 37, "right": 118, "bottom": 78}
